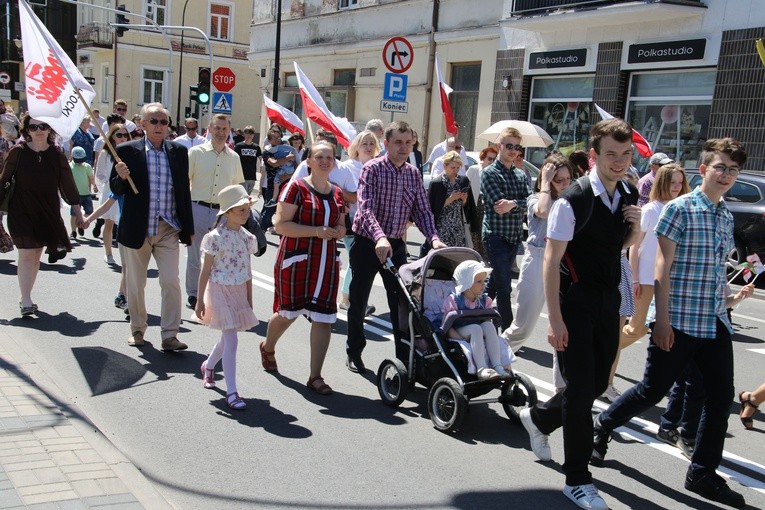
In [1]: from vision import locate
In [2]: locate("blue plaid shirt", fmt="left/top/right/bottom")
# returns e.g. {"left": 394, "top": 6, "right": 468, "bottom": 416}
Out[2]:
{"left": 480, "top": 159, "right": 530, "bottom": 243}
{"left": 655, "top": 187, "right": 734, "bottom": 338}
{"left": 144, "top": 139, "right": 180, "bottom": 236}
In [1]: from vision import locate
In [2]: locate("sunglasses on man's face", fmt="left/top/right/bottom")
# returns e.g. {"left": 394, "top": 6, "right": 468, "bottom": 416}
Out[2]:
{"left": 185, "top": 125, "right": 198, "bottom": 131}
{"left": 28, "top": 123, "right": 50, "bottom": 132}
{"left": 146, "top": 118, "right": 169, "bottom": 126}
{"left": 504, "top": 143, "right": 524, "bottom": 152}
{"left": 116, "top": 108, "right": 127, "bottom": 113}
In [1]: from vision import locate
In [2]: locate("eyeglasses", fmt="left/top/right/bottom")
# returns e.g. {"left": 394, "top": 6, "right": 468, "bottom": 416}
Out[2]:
{"left": 185, "top": 125, "right": 198, "bottom": 131}
{"left": 28, "top": 123, "right": 50, "bottom": 132}
{"left": 147, "top": 118, "right": 169, "bottom": 126}
{"left": 244, "top": 130, "right": 255, "bottom": 134}
{"left": 504, "top": 143, "right": 524, "bottom": 152}
{"left": 484, "top": 156, "right": 496, "bottom": 162}
{"left": 711, "top": 164, "right": 740, "bottom": 177}
{"left": 114, "top": 132, "right": 129, "bottom": 139}
{"left": 115, "top": 108, "right": 127, "bottom": 112}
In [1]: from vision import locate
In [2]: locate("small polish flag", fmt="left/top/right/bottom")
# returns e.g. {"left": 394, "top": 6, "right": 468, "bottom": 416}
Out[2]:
{"left": 435, "top": 54, "right": 458, "bottom": 135}
{"left": 263, "top": 94, "right": 304, "bottom": 136}
{"left": 294, "top": 62, "right": 356, "bottom": 148}
{"left": 594, "top": 103, "right": 653, "bottom": 158}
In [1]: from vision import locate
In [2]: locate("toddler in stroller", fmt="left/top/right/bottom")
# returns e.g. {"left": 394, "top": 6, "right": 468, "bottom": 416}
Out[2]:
{"left": 439, "top": 260, "right": 515, "bottom": 380}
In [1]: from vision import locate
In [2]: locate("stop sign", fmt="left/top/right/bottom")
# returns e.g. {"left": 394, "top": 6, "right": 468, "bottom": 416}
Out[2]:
{"left": 212, "top": 67, "right": 236, "bottom": 92}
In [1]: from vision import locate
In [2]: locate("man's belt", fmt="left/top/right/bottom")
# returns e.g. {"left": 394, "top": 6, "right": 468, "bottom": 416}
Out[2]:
{"left": 194, "top": 200, "right": 220, "bottom": 209}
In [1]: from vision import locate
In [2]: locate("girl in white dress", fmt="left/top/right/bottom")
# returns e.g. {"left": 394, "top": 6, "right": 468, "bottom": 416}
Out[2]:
{"left": 196, "top": 185, "right": 261, "bottom": 410}
{"left": 93, "top": 124, "right": 126, "bottom": 264}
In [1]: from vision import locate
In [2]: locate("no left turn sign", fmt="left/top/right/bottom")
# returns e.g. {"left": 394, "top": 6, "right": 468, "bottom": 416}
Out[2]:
{"left": 382, "top": 37, "right": 414, "bottom": 74}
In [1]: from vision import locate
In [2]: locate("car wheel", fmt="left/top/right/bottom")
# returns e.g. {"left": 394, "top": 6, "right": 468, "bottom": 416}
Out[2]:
{"left": 725, "top": 239, "right": 746, "bottom": 280}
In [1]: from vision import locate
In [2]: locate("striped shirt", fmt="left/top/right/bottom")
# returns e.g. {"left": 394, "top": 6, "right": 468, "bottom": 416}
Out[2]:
{"left": 353, "top": 155, "right": 439, "bottom": 243}
{"left": 480, "top": 159, "right": 531, "bottom": 243}
{"left": 144, "top": 139, "right": 180, "bottom": 236}
{"left": 655, "top": 187, "right": 734, "bottom": 338}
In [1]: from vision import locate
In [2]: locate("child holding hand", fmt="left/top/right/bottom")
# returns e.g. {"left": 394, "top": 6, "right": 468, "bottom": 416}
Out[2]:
{"left": 196, "top": 185, "right": 261, "bottom": 410}
{"left": 444, "top": 260, "right": 515, "bottom": 380}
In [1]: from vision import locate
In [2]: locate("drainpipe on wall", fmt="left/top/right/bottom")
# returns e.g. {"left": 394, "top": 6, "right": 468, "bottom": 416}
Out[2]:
{"left": 421, "top": 0, "right": 439, "bottom": 158}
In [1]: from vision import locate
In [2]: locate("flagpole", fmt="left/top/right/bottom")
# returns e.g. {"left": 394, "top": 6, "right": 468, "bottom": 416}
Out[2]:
{"left": 306, "top": 118, "right": 315, "bottom": 146}
{"left": 21, "top": 0, "right": 138, "bottom": 194}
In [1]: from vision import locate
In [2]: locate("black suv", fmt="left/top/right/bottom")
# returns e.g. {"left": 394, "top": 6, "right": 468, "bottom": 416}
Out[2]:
{"left": 685, "top": 170, "right": 765, "bottom": 276}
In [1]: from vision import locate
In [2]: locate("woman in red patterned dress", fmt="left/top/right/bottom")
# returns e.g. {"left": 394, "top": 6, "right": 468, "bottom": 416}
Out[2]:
{"left": 259, "top": 141, "right": 346, "bottom": 395}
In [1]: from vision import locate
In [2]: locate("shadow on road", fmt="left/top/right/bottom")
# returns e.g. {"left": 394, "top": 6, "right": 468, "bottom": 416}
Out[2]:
{"left": 72, "top": 346, "right": 148, "bottom": 396}
{"left": 0, "top": 310, "right": 116, "bottom": 337}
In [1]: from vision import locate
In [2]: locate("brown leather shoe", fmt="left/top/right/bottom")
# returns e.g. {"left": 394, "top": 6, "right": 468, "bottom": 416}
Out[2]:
{"left": 128, "top": 331, "right": 145, "bottom": 347}
{"left": 161, "top": 337, "right": 188, "bottom": 351}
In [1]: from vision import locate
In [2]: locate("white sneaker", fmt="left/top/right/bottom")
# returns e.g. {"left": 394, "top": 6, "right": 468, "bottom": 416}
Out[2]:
{"left": 520, "top": 408, "right": 551, "bottom": 461}
{"left": 563, "top": 484, "right": 608, "bottom": 510}
{"left": 493, "top": 364, "right": 510, "bottom": 378}
{"left": 477, "top": 367, "right": 499, "bottom": 380}
{"left": 601, "top": 384, "right": 622, "bottom": 403}
{"left": 104, "top": 255, "right": 116, "bottom": 265}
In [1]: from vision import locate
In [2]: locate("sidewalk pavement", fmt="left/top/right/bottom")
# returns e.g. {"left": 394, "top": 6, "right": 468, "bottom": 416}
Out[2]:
{"left": 0, "top": 330, "right": 172, "bottom": 509}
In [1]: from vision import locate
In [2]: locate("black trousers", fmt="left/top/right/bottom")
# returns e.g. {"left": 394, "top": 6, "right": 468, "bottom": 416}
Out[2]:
{"left": 530, "top": 283, "right": 620, "bottom": 486}
{"left": 346, "top": 235, "right": 408, "bottom": 360}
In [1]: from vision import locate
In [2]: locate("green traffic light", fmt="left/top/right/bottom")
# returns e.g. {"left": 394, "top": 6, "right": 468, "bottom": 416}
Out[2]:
{"left": 198, "top": 92, "right": 210, "bottom": 104}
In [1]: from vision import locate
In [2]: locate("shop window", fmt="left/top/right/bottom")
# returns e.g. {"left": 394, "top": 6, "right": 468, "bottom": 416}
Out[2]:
{"left": 450, "top": 63, "right": 481, "bottom": 150}
{"left": 528, "top": 75, "right": 594, "bottom": 167}
{"left": 209, "top": 2, "right": 232, "bottom": 41}
{"left": 627, "top": 70, "right": 715, "bottom": 170}
{"left": 142, "top": 68, "right": 165, "bottom": 105}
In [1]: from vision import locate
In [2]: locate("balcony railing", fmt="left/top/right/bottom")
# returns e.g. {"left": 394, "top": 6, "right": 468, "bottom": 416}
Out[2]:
{"left": 76, "top": 22, "right": 114, "bottom": 49}
{"left": 511, "top": 0, "right": 704, "bottom": 16}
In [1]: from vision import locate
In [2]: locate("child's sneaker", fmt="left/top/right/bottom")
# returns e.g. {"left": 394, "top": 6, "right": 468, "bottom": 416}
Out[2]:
{"left": 114, "top": 293, "right": 127, "bottom": 309}
{"left": 477, "top": 367, "right": 499, "bottom": 380}
{"left": 493, "top": 364, "right": 510, "bottom": 378}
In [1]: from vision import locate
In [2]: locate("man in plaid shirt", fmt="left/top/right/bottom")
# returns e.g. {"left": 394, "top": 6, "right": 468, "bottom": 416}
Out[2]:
{"left": 347, "top": 121, "right": 447, "bottom": 373}
{"left": 592, "top": 138, "right": 755, "bottom": 508}
{"left": 480, "top": 127, "right": 532, "bottom": 329}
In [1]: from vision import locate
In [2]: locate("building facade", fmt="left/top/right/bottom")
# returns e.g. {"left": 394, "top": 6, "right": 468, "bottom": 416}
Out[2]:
{"left": 75, "top": 0, "right": 258, "bottom": 131}
{"left": 496, "top": 0, "right": 765, "bottom": 171}
{"left": 249, "top": 0, "right": 504, "bottom": 155}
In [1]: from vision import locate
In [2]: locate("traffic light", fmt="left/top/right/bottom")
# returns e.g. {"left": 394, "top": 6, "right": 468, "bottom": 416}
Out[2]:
{"left": 189, "top": 85, "right": 198, "bottom": 102}
{"left": 115, "top": 5, "right": 130, "bottom": 37}
{"left": 197, "top": 67, "right": 211, "bottom": 104}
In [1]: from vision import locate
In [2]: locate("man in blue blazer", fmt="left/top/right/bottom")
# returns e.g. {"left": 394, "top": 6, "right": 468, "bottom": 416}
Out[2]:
{"left": 111, "top": 103, "right": 194, "bottom": 351}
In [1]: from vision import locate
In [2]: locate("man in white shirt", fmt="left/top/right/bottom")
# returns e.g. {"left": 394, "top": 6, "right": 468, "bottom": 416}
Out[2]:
{"left": 174, "top": 117, "right": 207, "bottom": 149}
{"left": 100, "top": 99, "right": 137, "bottom": 133}
{"left": 429, "top": 137, "right": 469, "bottom": 178}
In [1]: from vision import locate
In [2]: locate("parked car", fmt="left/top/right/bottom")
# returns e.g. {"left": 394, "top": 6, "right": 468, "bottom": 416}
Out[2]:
{"left": 684, "top": 169, "right": 765, "bottom": 276}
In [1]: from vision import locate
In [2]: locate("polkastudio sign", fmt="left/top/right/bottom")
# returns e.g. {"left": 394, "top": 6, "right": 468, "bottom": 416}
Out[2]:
{"left": 628, "top": 39, "right": 706, "bottom": 64}
{"left": 529, "top": 49, "right": 587, "bottom": 70}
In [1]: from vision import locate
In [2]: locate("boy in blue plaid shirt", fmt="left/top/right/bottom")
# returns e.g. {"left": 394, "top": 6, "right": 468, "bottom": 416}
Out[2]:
{"left": 592, "top": 138, "right": 755, "bottom": 509}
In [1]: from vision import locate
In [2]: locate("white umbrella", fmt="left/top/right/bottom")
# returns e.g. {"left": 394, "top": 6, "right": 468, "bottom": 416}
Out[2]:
{"left": 477, "top": 120, "right": 554, "bottom": 148}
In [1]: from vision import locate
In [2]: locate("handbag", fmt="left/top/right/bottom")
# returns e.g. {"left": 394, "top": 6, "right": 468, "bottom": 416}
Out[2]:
{"left": 244, "top": 208, "right": 267, "bottom": 256}
{"left": 0, "top": 221, "right": 13, "bottom": 253}
{"left": 0, "top": 175, "right": 14, "bottom": 214}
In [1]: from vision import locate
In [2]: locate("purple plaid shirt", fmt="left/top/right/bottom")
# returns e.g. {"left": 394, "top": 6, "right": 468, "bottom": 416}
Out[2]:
{"left": 144, "top": 139, "right": 180, "bottom": 236}
{"left": 353, "top": 155, "right": 439, "bottom": 243}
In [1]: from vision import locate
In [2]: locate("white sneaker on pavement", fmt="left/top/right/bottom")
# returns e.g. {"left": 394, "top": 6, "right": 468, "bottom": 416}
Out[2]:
{"left": 520, "top": 408, "right": 551, "bottom": 461}
{"left": 563, "top": 484, "right": 608, "bottom": 510}
{"left": 601, "top": 384, "right": 621, "bottom": 403}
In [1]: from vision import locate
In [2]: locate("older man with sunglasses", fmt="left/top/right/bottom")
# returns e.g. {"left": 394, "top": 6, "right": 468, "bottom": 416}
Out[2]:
{"left": 110, "top": 103, "right": 194, "bottom": 352}
{"left": 480, "top": 127, "right": 531, "bottom": 330}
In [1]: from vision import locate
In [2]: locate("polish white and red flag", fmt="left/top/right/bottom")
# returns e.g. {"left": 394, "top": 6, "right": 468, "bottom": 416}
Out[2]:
{"left": 293, "top": 62, "right": 356, "bottom": 148}
{"left": 435, "top": 53, "right": 458, "bottom": 135}
{"left": 594, "top": 103, "right": 653, "bottom": 157}
{"left": 19, "top": 0, "right": 96, "bottom": 141}
{"left": 263, "top": 94, "right": 305, "bottom": 136}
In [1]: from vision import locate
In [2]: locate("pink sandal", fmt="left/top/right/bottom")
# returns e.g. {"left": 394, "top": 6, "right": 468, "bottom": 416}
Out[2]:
{"left": 226, "top": 392, "right": 247, "bottom": 410}
{"left": 200, "top": 361, "right": 215, "bottom": 389}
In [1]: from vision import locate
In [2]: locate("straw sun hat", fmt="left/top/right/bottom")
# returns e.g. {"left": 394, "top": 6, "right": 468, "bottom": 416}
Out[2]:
{"left": 216, "top": 184, "right": 252, "bottom": 216}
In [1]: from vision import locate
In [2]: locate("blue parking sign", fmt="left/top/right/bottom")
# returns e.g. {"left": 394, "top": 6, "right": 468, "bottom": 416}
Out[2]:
{"left": 383, "top": 73, "right": 408, "bottom": 102}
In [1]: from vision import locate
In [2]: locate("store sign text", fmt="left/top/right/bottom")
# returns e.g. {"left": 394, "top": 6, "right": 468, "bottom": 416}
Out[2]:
{"left": 529, "top": 49, "right": 587, "bottom": 70}
{"left": 628, "top": 39, "right": 706, "bottom": 64}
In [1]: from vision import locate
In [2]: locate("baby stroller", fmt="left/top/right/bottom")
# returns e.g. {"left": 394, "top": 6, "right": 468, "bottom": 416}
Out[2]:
{"left": 376, "top": 247, "right": 538, "bottom": 433}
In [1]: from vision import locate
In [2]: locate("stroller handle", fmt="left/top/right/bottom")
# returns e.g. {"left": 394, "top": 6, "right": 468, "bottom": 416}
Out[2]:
{"left": 384, "top": 257, "right": 396, "bottom": 272}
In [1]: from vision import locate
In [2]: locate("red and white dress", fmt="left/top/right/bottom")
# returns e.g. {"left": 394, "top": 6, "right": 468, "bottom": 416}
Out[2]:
{"left": 273, "top": 178, "right": 344, "bottom": 323}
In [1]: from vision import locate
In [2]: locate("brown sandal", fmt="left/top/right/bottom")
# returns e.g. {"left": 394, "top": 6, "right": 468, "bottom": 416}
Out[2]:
{"left": 739, "top": 391, "right": 759, "bottom": 430}
{"left": 260, "top": 341, "right": 278, "bottom": 372}
{"left": 307, "top": 376, "right": 333, "bottom": 395}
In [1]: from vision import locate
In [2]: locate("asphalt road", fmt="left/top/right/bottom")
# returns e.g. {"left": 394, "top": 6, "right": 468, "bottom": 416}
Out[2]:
{"left": 1, "top": 212, "right": 764, "bottom": 510}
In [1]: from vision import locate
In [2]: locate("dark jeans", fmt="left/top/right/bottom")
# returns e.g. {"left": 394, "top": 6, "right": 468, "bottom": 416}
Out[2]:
{"left": 659, "top": 360, "right": 704, "bottom": 442}
{"left": 598, "top": 319, "right": 734, "bottom": 478}
{"left": 483, "top": 234, "right": 518, "bottom": 330}
{"left": 347, "top": 235, "right": 408, "bottom": 360}
{"left": 530, "top": 284, "right": 620, "bottom": 486}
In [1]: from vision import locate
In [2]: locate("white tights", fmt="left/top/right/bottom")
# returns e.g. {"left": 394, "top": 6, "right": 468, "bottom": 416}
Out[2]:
{"left": 205, "top": 329, "right": 239, "bottom": 394}
{"left": 456, "top": 322, "right": 503, "bottom": 371}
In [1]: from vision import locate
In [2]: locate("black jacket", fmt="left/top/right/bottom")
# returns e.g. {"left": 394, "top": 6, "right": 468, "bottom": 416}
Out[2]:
{"left": 427, "top": 174, "right": 481, "bottom": 233}
{"left": 109, "top": 139, "right": 194, "bottom": 249}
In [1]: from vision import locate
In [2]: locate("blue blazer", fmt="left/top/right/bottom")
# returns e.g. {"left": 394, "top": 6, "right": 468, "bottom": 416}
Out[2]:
{"left": 109, "top": 139, "right": 194, "bottom": 249}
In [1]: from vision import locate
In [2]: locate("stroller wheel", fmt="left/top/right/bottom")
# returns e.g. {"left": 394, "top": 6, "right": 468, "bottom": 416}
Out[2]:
{"left": 501, "top": 372, "right": 538, "bottom": 424}
{"left": 377, "top": 358, "right": 409, "bottom": 407}
{"left": 428, "top": 378, "right": 467, "bottom": 433}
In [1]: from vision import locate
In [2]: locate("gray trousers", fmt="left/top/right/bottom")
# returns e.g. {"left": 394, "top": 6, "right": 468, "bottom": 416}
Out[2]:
{"left": 185, "top": 202, "right": 220, "bottom": 298}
